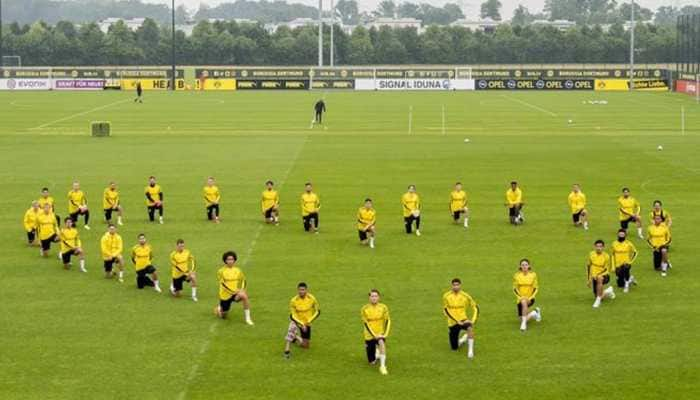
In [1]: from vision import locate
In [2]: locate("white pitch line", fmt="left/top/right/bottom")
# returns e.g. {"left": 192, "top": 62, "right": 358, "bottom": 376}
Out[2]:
{"left": 176, "top": 135, "right": 308, "bottom": 400}
{"left": 500, "top": 94, "right": 558, "bottom": 117}
{"left": 29, "top": 98, "right": 131, "bottom": 130}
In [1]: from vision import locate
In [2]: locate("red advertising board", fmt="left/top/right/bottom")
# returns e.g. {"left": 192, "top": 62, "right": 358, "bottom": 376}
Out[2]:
{"left": 676, "top": 79, "right": 699, "bottom": 96}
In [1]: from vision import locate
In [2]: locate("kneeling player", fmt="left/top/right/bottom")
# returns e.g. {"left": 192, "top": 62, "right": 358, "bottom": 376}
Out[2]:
{"left": 215, "top": 251, "right": 254, "bottom": 325}
{"left": 357, "top": 198, "right": 376, "bottom": 248}
{"left": 23, "top": 201, "right": 40, "bottom": 246}
{"left": 506, "top": 181, "right": 524, "bottom": 225}
{"left": 442, "top": 278, "right": 478, "bottom": 358}
{"left": 449, "top": 182, "right": 469, "bottom": 228}
{"left": 131, "top": 234, "right": 162, "bottom": 292}
{"left": 650, "top": 200, "right": 672, "bottom": 228}
{"left": 203, "top": 177, "right": 221, "bottom": 223}
{"left": 401, "top": 185, "right": 421, "bottom": 235}
{"left": 101, "top": 224, "right": 124, "bottom": 281}
{"left": 611, "top": 229, "right": 637, "bottom": 292}
{"left": 647, "top": 214, "right": 672, "bottom": 277}
{"left": 361, "top": 289, "right": 390, "bottom": 375}
{"left": 170, "top": 239, "right": 198, "bottom": 301}
{"left": 262, "top": 180, "right": 280, "bottom": 224}
{"left": 300, "top": 183, "right": 320, "bottom": 233}
{"left": 103, "top": 182, "right": 124, "bottom": 225}
{"left": 284, "top": 282, "right": 320, "bottom": 358}
{"left": 617, "top": 188, "right": 643, "bottom": 239}
{"left": 59, "top": 217, "right": 86, "bottom": 272}
{"left": 37, "top": 203, "right": 60, "bottom": 257}
{"left": 513, "top": 259, "right": 541, "bottom": 331}
{"left": 67, "top": 181, "right": 90, "bottom": 230}
{"left": 587, "top": 240, "right": 615, "bottom": 308}
{"left": 568, "top": 184, "right": 589, "bottom": 229}
{"left": 145, "top": 176, "right": 164, "bottom": 224}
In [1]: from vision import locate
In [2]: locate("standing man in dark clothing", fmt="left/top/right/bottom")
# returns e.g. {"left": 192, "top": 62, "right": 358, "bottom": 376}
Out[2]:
{"left": 135, "top": 81, "right": 143, "bottom": 103}
{"left": 313, "top": 99, "right": 326, "bottom": 127}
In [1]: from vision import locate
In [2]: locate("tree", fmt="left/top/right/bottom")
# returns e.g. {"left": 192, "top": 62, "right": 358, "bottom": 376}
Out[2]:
{"left": 480, "top": 0, "right": 502, "bottom": 21}
{"left": 336, "top": 0, "right": 360, "bottom": 24}
{"left": 619, "top": 3, "right": 653, "bottom": 22}
{"left": 375, "top": 1, "right": 396, "bottom": 18}
{"left": 511, "top": 5, "right": 532, "bottom": 26}
{"left": 346, "top": 26, "right": 374, "bottom": 64}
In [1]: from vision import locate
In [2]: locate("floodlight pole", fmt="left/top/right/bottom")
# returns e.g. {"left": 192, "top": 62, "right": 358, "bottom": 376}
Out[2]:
{"left": 629, "top": 0, "right": 635, "bottom": 90}
{"left": 171, "top": 0, "right": 176, "bottom": 91}
{"left": 0, "top": 0, "right": 4, "bottom": 68}
{"left": 318, "top": 0, "right": 323, "bottom": 67}
{"left": 330, "top": 0, "right": 334, "bottom": 67}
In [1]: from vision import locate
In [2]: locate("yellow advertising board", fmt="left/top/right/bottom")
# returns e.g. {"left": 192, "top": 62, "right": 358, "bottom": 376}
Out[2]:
{"left": 595, "top": 79, "right": 668, "bottom": 91}
{"left": 121, "top": 79, "right": 186, "bottom": 91}
{"left": 199, "top": 78, "right": 237, "bottom": 91}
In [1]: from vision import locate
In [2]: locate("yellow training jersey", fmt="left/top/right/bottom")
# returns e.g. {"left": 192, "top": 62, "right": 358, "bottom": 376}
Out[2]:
{"left": 59, "top": 227, "right": 81, "bottom": 253}
{"left": 300, "top": 192, "right": 320, "bottom": 216}
{"left": 513, "top": 271, "right": 539, "bottom": 302}
{"left": 618, "top": 196, "right": 640, "bottom": 221}
{"left": 100, "top": 232, "right": 123, "bottom": 260}
{"left": 217, "top": 266, "right": 246, "bottom": 300}
{"left": 648, "top": 224, "right": 671, "bottom": 248}
{"left": 145, "top": 184, "right": 162, "bottom": 206}
{"left": 450, "top": 190, "right": 467, "bottom": 212}
{"left": 401, "top": 192, "right": 420, "bottom": 217}
{"left": 67, "top": 190, "right": 87, "bottom": 213}
{"left": 442, "top": 290, "right": 479, "bottom": 327}
{"left": 357, "top": 207, "right": 376, "bottom": 231}
{"left": 361, "top": 303, "right": 391, "bottom": 340}
{"left": 23, "top": 207, "right": 39, "bottom": 232}
{"left": 650, "top": 209, "right": 671, "bottom": 225}
{"left": 261, "top": 189, "right": 279, "bottom": 212}
{"left": 38, "top": 196, "right": 55, "bottom": 211}
{"left": 506, "top": 188, "right": 523, "bottom": 207}
{"left": 611, "top": 240, "right": 637, "bottom": 268}
{"left": 131, "top": 244, "right": 153, "bottom": 271}
{"left": 203, "top": 185, "right": 220, "bottom": 206}
{"left": 103, "top": 188, "right": 120, "bottom": 210}
{"left": 290, "top": 294, "right": 320, "bottom": 326}
{"left": 36, "top": 211, "right": 58, "bottom": 240}
{"left": 568, "top": 191, "right": 587, "bottom": 214}
{"left": 588, "top": 251, "right": 612, "bottom": 281}
{"left": 170, "top": 249, "right": 195, "bottom": 278}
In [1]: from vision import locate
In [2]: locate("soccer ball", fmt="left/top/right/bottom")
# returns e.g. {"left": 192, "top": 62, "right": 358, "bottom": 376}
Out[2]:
{"left": 567, "top": 119, "right": 573, "bottom": 124}
{"left": 657, "top": 145, "right": 663, "bottom": 151}
{"left": 464, "top": 138, "right": 470, "bottom": 143}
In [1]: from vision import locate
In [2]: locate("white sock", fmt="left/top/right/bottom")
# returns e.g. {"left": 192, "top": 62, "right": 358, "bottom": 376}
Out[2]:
{"left": 79, "top": 259, "right": 85, "bottom": 269}
{"left": 464, "top": 217, "right": 469, "bottom": 227}
{"left": 527, "top": 310, "right": 537, "bottom": 320}
{"left": 170, "top": 283, "right": 175, "bottom": 294}
{"left": 467, "top": 338, "right": 474, "bottom": 353}
{"left": 118, "top": 270, "right": 124, "bottom": 279}
{"left": 593, "top": 297, "right": 602, "bottom": 306}
{"left": 154, "top": 280, "right": 160, "bottom": 289}
{"left": 603, "top": 286, "right": 614, "bottom": 297}
{"left": 379, "top": 354, "right": 386, "bottom": 368}
{"left": 583, "top": 221, "right": 589, "bottom": 230}
{"left": 244, "top": 309, "right": 252, "bottom": 322}
{"left": 369, "top": 237, "right": 375, "bottom": 247}
{"left": 117, "top": 216, "right": 123, "bottom": 224}
{"left": 520, "top": 318, "right": 527, "bottom": 330}
{"left": 458, "top": 334, "right": 468, "bottom": 346}
{"left": 192, "top": 287, "right": 197, "bottom": 297}
{"left": 637, "top": 227, "right": 643, "bottom": 237}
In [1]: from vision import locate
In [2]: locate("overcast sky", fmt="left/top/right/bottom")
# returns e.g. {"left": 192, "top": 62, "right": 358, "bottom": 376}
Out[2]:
{"left": 148, "top": 1, "right": 697, "bottom": 19}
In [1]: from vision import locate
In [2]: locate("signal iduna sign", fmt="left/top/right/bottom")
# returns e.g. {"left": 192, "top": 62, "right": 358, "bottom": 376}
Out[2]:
{"left": 355, "top": 79, "right": 474, "bottom": 91}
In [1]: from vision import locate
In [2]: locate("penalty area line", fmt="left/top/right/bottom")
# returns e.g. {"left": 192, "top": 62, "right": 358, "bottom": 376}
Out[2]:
{"left": 29, "top": 98, "right": 132, "bottom": 130}
{"left": 500, "top": 94, "right": 558, "bottom": 117}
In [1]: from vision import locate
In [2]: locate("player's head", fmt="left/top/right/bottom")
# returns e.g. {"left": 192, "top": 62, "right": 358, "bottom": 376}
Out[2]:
{"left": 107, "top": 223, "right": 116, "bottom": 233}
{"left": 72, "top": 181, "right": 80, "bottom": 190}
{"left": 297, "top": 282, "right": 308, "bottom": 297}
{"left": 222, "top": 251, "right": 238, "bottom": 265}
{"left": 176, "top": 239, "right": 185, "bottom": 250}
{"left": 455, "top": 182, "right": 462, "bottom": 190}
{"left": 369, "top": 289, "right": 380, "bottom": 304}
{"left": 42, "top": 203, "right": 51, "bottom": 212}
{"left": 622, "top": 187, "right": 630, "bottom": 197}
{"left": 41, "top": 187, "right": 49, "bottom": 197}
{"left": 305, "top": 182, "right": 313, "bottom": 192}
{"left": 572, "top": 183, "right": 580, "bottom": 192}
{"left": 653, "top": 200, "right": 662, "bottom": 209}
{"left": 510, "top": 181, "right": 518, "bottom": 189}
{"left": 408, "top": 185, "right": 416, "bottom": 193}
{"left": 64, "top": 217, "right": 74, "bottom": 227}
{"left": 207, "top": 177, "right": 215, "bottom": 186}
{"left": 109, "top": 181, "right": 117, "bottom": 190}
{"left": 594, "top": 239, "right": 605, "bottom": 252}
{"left": 653, "top": 214, "right": 663, "bottom": 225}
{"left": 617, "top": 229, "right": 627, "bottom": 241}
{"left": 266, "top": 180, "right": 274, "bottom": 188}
{"left": 451, "top": 278, "right": 462, "bottom": 292}
{"left": 149, "top": 176, "right": 156, "bottom": 185}
{"left": 31, "top": 200, "right": 39, "bottom": 209}
{"left": 137, "top": 233, "right": 147, "bottom": 245}
{"left": 364, "top": 198, "right": 372, "bottom": 208}
{"left": 519, "top": 258, "right": 530, "bottom": 271}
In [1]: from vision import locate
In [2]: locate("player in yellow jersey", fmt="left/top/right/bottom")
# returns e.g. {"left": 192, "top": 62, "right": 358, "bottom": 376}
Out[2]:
{"left": 284, "top": 282, "right": 320, "bottom": 358}
{"left": 203, "top": 177, "right": 221, "bottom": 223}
{"left": 169, "top": 239, "right": 198, "bottom": 301}
{"left": 650, "top": 200, "right": 672, "bottom": 228}
{"left": 38, "top": 187, "right": 61, "bottom": 226}
{"left": 443, "top": 278, "right": 478, "bottom": 358}
{"left": 67, "top": 181, "right": 90, "bottom": 230}
{"left": 361, "top": 289, "right": 390, "bottom": 375}
{"left": 262, "top": 180, "right": 280, "bottom": 224}
{"left": 618, "top": 188, "right": 643, "bottom": 239}
{"left": 103, "top": 182, "right": 124, "bottom": 226}
{"left": 215, "top": 251, "right": 254, "bottom": 324}
{"left": 513, "top": 259, "right": 542, "bottom": 331}
{"left": 449, "top": 182, "right": 469, "bottom": 228}
{"left": 300, "top": 183, "right": 320, "bottom": 233}
{"left": 647, "top": 214, "right": 672, "bottom": 276}
{"left": 101, "top": 224, "right": 124, "bottom": 281}
{"left": 357, "top": 198, "right": 376, "bottom": 248}
{"left": 59, "top": 217, "right": 86, "bottom": 272}
{"left": 131, "top": 234, "right": 162, "bottom": 292}
{"left": 23, "top": 201, "right": 40, "bottom": 246}
{"left": 587, "top": 240, "right": 616, "bottom": 308}
{"left": 145, "top": 176, "right": 164, "bottom": 224}
{"left": 567, "top": 184, "right": 589, "bottom": 230}
{"left": 611, "top": 229, "right": 638, "bottom": 293}
{"left": 506, "top": 181, "right": 524, "bottom": 225}
{"left": 401, "top": 185, "right": 421, "bottom": 236}
{"left": 37, "top": 203, "right": 60, "bottom": 257}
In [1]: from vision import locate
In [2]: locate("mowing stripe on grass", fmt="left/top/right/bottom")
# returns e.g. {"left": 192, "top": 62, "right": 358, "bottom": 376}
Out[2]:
{"left": 500, "top": 94, "right": 558, "bottom": 117}
{"left": 29, "top": 98, "right": 132, "bottom": 130}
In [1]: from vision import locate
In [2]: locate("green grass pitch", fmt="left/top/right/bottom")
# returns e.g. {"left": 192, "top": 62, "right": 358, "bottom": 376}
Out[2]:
{"left": 1, "top": 89, "right": 699, "bottom": 399}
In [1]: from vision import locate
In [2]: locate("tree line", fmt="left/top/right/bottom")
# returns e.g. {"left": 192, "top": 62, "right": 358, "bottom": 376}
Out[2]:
{"left": 0, "top": 18, "right": 677, "bottom": 67}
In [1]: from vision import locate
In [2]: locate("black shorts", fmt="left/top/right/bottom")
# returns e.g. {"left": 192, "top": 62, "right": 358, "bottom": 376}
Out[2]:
{"left": 103, "top": 258, "right": 118, "bottom": 272}
{"left": 104, "top": 208, "right": 117, "bottom": 220}
{"left": 620, "top": 217, "right": 636, "bottom": 230}
{"left": 219, "top": 295, "right": 241, "bottom": 312}
{"left": 299, "top": 325, "right": 312, "bottom": 340}
{"left": 27, "top": 229, "right": 36, "bottom": 243}
{"left": 172, "top": 275, "right": 191, "bottom": 291}
{"left": 358, "top": 230, "right": 368, "bottom": 241}
{"left": 40, "top": 234, "right": 58, "bottom": 251}
{"left": 572, "top": 211, "right": 583, "bottom": 223}
{"left": 137, "top": 265, "right": 157, "bottom": 276}
{"left": 517, "top": 299, "right": 535, "bottom": 316}
{"left": 62, "top": 249, "right": 77, "bottom": 264}
{"left": 70, "top": 209, "right": 87, "bottom": 220}
{"left": 452, "top": 210, "right": 465, "bottom": 221}
{"left": 264, "top": 207, "right": 275, "bottom": 219}
{"left": 509, "top": 206, "right": 518, "bottom": 217}
{"left": 303, "top": 213, "right": 319, "bottom": 231}
{"left": 592, "top": 275, "right": 610, "bottom": 294}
